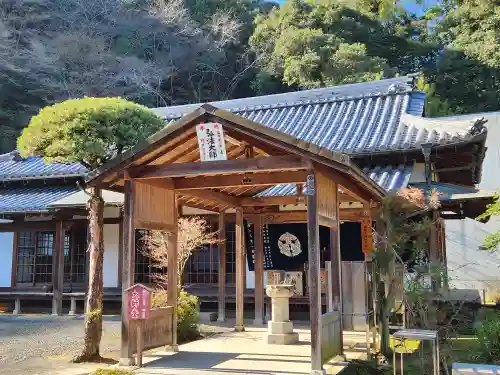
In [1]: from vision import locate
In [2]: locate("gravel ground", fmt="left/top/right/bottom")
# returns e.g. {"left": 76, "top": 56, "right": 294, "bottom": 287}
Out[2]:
{"left": 0, "top": 314, "right": 121, "bottom": 375}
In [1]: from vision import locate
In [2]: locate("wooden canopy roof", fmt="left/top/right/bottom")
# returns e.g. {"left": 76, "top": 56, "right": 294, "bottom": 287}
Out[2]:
{"left": 87, "top": 104, "right": 385, "bottom": 213}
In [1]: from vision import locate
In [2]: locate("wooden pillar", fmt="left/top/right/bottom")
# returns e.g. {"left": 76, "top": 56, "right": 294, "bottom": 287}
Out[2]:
{"left": 429, "top": 210, "right": 440, "bottom": 292}
{"left": 306, "top": 173, "right": 323, "bottom": 374}
{"left": 329, "top": 228, "right": 342, "bottom": 310}
{"left": 440, "top": 220, "right": 449, "bottom": 289}
{"left": 235, "top": 207, "right": 245, "bottom": 332}
{"left": 253, "top": 215, "right": 265, "bottom": 325}
{"left": 52, "top": 220, "right": 65, "bottom": 316}
{"left": 120, "top": 179, "right": 136, "bottom": 366}
{"left": 218, "top": 212, "right": 226, "bottom": 322}
{"left": 167, "top": 202, "right": 179, "bottom": 351}
{"left": 329, "top": 225, "right": 343, "bottom": 353}
{"left": 117, "top": 217, "right": 124, "bottom": 290}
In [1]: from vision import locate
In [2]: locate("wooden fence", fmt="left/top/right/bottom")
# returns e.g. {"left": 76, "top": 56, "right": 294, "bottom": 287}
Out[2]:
{"left": 321, "top": 310, "right": 342, "bottom": 363}
{"left": 129, "top": 306, "right": 174, "bottom": 353}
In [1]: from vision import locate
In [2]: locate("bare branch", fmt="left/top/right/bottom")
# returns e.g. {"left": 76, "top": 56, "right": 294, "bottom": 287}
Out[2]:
{"left": 139, "top": 216, "right": 220, "bottom": 290}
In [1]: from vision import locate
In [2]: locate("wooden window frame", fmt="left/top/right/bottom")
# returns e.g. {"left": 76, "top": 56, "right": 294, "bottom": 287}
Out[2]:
{"left": 65, "top": 225, "right": 87, "bottom": 288}
{"left": 12, "top": 227, "right": 87, "bottom": 290}
{"left": 14, "top": 231, "right": 54, "bottom": 288}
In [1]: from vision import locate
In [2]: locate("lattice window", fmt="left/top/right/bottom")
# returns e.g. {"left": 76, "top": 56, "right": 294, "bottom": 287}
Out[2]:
{"left": 16, "top": 231, "right": 54, "bottom": 285}
{"left": 135, "top": 230, "right": 156, "bottom": 284}
{"left": 185, "top": 243, "right": 219, "bottom": 284}
{"left": 64, "top": 226, "right": 87, "bottom": 284}
{"left": 225, "top": 223, "right": 236, "bottom": 284}
{"left": 16, "top": 232, "right": 36, "bottom": 284}
{"left": 184, "top": 223, "right": 236, "bottom": 285}
{"left": 71, "top": 227, "right": 87, "bottom": 283}
{"left": 16, "top": 228, "right": 87, "bottom": 287}
{"left": 34, "top": 232, "right": 54, "bottom": 284}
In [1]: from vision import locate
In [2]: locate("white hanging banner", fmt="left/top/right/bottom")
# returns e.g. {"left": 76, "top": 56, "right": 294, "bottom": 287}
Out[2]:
{"left": 196, "top": 123, "right": 227, "bottom": 162}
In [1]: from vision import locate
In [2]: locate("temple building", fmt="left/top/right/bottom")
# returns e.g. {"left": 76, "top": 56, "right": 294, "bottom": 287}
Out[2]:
{"left": 0, "top": 74, "right": 493, "bottom": 319}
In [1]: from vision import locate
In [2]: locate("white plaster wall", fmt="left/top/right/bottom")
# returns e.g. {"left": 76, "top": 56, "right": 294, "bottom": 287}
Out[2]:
{"left": 441, "top": 112, "right": 500, "bottom": 299}
{"left": 103, "top": 224, "right": 120, "bottom": 288}
{"left": 0, "top": 232, "right": 14, "bottom": 287}
{"left": 245, "top": 259, "right": 268, "bottom": 289}
{"left": 246, "top": 259, "right": 254, "bottom": 289}
{"left": 104, "top": 206, "right": 121, "bottom": 219}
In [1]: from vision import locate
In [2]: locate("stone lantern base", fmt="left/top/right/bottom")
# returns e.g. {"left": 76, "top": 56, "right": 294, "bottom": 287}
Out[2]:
{"left": 266, "top": 322, "right": 299, "bottom": 345}
{"left": 265, "top": 284, "right": 299, "bottom": 345}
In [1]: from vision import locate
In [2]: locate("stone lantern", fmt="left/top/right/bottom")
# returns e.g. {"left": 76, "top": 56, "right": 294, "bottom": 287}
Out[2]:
{"left": 265, "top": 284, "right": 298, "bottom": 345}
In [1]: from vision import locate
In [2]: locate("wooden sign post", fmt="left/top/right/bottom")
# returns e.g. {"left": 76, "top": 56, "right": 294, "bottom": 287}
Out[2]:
{"left": 126, "top": 283, "right": 152, "bottom": 367}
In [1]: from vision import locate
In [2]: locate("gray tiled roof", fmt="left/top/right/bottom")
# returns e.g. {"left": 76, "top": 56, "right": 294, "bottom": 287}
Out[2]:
{"left": 0, "top": 151, "right": 87, "bottom": 182}
{"left": 153, "top": 75, "right": 485, "bottom": 154}
{"left": 257, "top": 164, "right": 413, "bottom": 197}
{"left": 0, "top": 186, "right": 80, "bottom": 213}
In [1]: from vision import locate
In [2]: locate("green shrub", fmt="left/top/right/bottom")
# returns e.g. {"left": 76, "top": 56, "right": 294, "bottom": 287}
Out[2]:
{"left": 177, "top": 291, "right": 200, "bottom": 343}
{"left": 471, "top": 312, "right": 500, "bottom": 364}
{"left": 151, "top": 289, "right": 200, "bottom": 343}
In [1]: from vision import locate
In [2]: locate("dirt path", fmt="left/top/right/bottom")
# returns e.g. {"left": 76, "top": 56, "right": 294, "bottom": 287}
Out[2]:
{"left": 0, "top": 314, "right": 121, "bottom": 375}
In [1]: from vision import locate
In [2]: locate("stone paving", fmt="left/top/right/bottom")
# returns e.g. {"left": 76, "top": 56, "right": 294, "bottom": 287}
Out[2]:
{"left": 134, "top": 321, "right": 369, "bottom": 375}
{"left": 0, "top": 314, "right": 370, "bottom": 375}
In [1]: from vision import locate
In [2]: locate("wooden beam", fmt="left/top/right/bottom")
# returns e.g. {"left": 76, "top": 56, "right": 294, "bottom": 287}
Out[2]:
{"left": 130, "top": 156, "right": 306, "bottom": 179}
{"left": 180, "top": 189, "right": 240, "bottom": 208}
{"left": 434, "top": 163, "right": 479, "bottom": 173}
{"left": 254, "top": 215, "right": 265, "bottom": 325}
{"left": 319, "top": 214, "right": 338, "bottom": 228}
{"left": 173, "top": 170, "right": 307, "bottom": 190}
{"left": 262, "top": 212, "right": 307, "bottom": 224}
{"left": 241, "top": 196, "right": 305, "bottom": 207}
{"left": 0, "top": 217, "right": 127, "bottom": 233}
{"left": 235, "top": 207, "right": 245, "bottom": 332}
{"left": 218, "top": 212, "right": 226, "bottom": 322}
{"left": 0, "top": 221, "right": 57, "bottom": 233}
{"left": 306, "top": 173, "right": 323, "bottom": 371}
{"left": 178, "top": 198, "right": 224, "bottom": 213}
{"left": 241, "top": 194, "right": 364, "bottom": 208}
{"left": 120, "top": 180, "right": 135, "bottom": 365}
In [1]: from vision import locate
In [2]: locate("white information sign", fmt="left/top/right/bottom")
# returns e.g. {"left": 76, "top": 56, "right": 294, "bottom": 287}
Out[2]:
{"left": 196, "top": 123, "right": 227, "bottom": 162}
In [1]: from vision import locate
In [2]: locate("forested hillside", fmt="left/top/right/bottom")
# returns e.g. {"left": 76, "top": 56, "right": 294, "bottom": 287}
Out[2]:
{"left": 0, "top": 0, "right": 498, "bottom": 153}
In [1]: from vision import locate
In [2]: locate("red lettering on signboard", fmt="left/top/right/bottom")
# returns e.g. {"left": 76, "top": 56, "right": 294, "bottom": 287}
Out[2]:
{"left": 125, "top": 284, "right": 152, "bottom": 321}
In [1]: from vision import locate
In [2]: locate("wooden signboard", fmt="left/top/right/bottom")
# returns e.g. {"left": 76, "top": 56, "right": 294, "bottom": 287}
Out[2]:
{"left": 126, "top": 283, "right": 152, "bottom": 367}
{"left": 361, "top": 219, "right": 373, "bottom": 257}
{"left": 196, "top": 123, "right": 227, "bottom": 161}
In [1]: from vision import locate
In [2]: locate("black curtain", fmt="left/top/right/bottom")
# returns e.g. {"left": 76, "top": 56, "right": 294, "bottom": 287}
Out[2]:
{"left": 245, "top": 221, "right": 365, "bottom": 271}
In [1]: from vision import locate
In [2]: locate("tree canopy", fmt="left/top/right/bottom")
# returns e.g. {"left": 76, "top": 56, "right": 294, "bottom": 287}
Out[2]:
{"left": 17, "top": 97, "right": 164, "bottom": 168}
{"left": 477, "top": 194, "right": 500, "bottom": 251}
{"left": 16, "top": 96, "right": 166, "bottom": 361}
{"left": 3, "top": 0, "right": 500, "bottom": 153}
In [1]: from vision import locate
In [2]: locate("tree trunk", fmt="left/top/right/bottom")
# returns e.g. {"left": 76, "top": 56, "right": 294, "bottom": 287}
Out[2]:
{"left": 73, "top": 188, "right": 105, "bottom": 362}
{"left": 379, "top": 298, "right": 392, "bottom": 360}
{"left": 375, "top": 270, "right": 395, "bottom": 360}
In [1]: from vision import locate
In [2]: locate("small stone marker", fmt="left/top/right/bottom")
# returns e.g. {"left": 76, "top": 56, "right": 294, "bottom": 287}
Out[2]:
{"left": 126, "top": 283, "right": 152, "bottom": 367}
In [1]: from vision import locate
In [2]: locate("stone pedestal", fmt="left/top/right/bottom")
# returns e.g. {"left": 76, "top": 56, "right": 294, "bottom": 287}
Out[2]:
{"left": 265, "top": 285, "right": 298, "bottom": 345}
